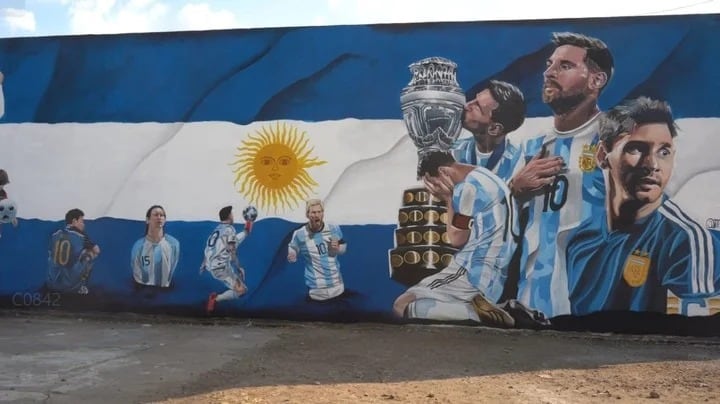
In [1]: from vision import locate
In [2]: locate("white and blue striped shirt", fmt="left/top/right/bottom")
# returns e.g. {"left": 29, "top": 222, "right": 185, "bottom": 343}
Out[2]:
{"left": 204, "top": 223, "right": 246, "bottom": 271}
{"left": 516, "top": 114, "right": 606, "bottom": 317}
{"left": 131, "top": 235, "right": 181, "bottom": 287}
{"left": 289, "top": 223, "right": 345, "bottom": 291}
{"left": 451, "top": 136, "right": 521, "bottom": 182}
{"left": 452, "top": 166, "right": 517, "bottom": 303}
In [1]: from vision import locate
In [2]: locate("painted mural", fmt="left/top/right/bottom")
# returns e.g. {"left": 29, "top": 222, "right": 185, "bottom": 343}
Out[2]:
{"left": 1, "top": 14, "right": 719, "bottom": 335}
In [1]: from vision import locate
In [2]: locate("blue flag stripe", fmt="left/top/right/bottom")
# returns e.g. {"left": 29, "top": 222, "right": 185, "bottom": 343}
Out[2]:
{"left": 0, "top": 14, "right": 718, "bottom": 124}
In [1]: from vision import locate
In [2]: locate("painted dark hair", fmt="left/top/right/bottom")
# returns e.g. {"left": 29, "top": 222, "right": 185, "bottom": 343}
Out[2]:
{"left": 65, "top": 208, "right": 84, "bottom": 225}
{"left": 219, "top": 205, "right": 232, "bottom": 221}
{"left": 487, "top": 80, "right": 526, "bottom": 134}
{"left": 418, "top": 151, "right": 455, "bottom": 177}
{"left": 552, "top": 32, "right": 614, "bottom": 92}
{"left": 599, "top": 96, "right": 678, "bottom": 151}
{"left": 144, "top": 205, "right": 166, "bottom": 236}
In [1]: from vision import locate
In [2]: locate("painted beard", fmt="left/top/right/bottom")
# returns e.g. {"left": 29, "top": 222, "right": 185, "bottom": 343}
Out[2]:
{"left": 542, "top": 81, "right": 588, "bottom": 115}
{"left": 545, "top": 92, "right": 587, "bottom": 115}
{"left": 309, "top": 220, "right": 323, "bottom": 232}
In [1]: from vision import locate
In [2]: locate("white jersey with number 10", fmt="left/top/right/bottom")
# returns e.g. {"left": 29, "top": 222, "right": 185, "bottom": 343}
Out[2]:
{"left": 517, "top": 113, "right": 606, "bottom": 318}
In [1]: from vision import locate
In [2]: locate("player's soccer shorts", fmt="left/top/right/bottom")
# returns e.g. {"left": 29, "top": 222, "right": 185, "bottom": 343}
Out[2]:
{"left": 406, "top": 261, "right": 499, "bottom": 304}
{"left": 308, "top": 283, "right": 345, "bottom": 301}
{"left": 47, "top": 261, "right": 92, "bottom": 293}
{"left": 210, "top": 264, "right": 245, "bottom": 290}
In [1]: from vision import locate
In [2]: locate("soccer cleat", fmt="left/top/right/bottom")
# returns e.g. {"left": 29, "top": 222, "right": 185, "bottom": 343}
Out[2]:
{"left": 206, "top": 292, "right": 218, "bottom": 314}
{"left": 500, "top": 299, "right": 552, "bottom": 329}
{"left": 471, "top": 294, "right": 515, "bottom": 328}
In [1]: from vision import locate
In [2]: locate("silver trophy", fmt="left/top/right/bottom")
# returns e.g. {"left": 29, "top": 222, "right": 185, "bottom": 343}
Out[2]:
{"left": 400, "top": 57, "right": 466, "bottom": 176}
{"left": 389, "top": 57, "right": 465, "bottom": 287}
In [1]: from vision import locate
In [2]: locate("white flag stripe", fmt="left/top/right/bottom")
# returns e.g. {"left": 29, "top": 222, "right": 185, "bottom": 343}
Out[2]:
{"left": 0, "top": 118, "right": 718, "bottom": 224}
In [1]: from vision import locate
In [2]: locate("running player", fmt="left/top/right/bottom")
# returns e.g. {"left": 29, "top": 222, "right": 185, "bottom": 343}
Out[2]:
{"left": 202, "top": 205, "right": 253, "bottom": 313}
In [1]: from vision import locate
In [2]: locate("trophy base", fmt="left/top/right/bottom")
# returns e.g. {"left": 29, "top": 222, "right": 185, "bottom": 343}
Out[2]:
{"left": 388, "top": 245, "right": 457, "bottom": 287}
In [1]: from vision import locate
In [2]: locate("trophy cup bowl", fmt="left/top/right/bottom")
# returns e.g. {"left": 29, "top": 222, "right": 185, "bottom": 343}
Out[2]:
{"left": 401, "top": 57, "right": 466, "bottom": 173}
{"left": 388, "top": 57, "right": 465, "bottom": 287}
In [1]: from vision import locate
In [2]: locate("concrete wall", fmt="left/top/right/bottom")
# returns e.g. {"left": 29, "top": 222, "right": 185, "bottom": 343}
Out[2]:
{"left": 1, "top": 14, "right": 719, "bottom": 335}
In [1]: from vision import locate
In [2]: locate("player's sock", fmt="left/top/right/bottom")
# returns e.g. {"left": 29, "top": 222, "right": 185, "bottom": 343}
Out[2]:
{"left": 206, "top": 292, "right": 218, "bottom": 313}
{"left": 407, "top": 298, "right": 479, "bottom": 322}
{"left": 216, "top": 289, "right": 239, "bottom": 302}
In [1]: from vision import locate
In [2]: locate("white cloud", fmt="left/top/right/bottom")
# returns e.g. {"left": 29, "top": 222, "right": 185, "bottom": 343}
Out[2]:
{"left": 62, "top": 0, "right": 171, "bottom": 35}
{"left": 14, "top": 0, "right": 720, "bottom": 38}
{"left": 315, "top": 0, "right": 720, "bottom": 26}
{"left": 0, "top": 8, "right": 37, "bottom": 32}
{"left": 177, "top": 3, "right": 238, "bottom": 31}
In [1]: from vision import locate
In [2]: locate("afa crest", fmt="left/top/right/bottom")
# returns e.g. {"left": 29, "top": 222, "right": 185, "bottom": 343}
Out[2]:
{"left": 578, "top": 144, "right": 598, "bottom": 173}
{"left": 623, "top": 250, "right": 651, "bottom": 287}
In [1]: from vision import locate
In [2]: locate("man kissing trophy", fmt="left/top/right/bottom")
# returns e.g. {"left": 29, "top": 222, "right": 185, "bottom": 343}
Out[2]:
{"left": 388, "top": 57, "right": 466, "bottom": 286}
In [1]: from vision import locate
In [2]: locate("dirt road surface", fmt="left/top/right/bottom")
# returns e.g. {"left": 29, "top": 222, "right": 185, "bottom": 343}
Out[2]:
{"left": 1, "top": 310, "right": 718, "bottom": 403}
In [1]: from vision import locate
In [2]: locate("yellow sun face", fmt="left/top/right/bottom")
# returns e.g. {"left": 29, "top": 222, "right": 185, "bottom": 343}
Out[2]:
{"left": 231, "top": 122, "right": 327, "bottom": 213}
{"left": 254, "top": 143, "right": 298, "bottom": 189}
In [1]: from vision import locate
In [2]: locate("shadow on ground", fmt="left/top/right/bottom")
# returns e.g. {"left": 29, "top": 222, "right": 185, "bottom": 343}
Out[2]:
{"left": 1, "top": 309, "right": 719, "bottom": 403}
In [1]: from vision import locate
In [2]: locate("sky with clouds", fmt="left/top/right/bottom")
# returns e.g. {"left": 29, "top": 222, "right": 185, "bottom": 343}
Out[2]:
{"left": 0, "top": 0, "right": 718, "bottom": 38}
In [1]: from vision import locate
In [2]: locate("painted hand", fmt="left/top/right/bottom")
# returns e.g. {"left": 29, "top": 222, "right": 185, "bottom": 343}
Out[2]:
{"left": 511, "top": 146, "right": 565, "bottom": 201}
{"left": 423, "top": 169, "right": 454, "bottom": 203}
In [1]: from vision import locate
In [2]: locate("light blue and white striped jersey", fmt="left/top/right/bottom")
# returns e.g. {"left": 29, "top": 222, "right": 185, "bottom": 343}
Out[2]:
{"left": 0, "top": 83, "right": 4, "bottom": 119}
{"left": 204, "top": 223, "right": 246, "bottom": 271}
{"left": 131, "top": 234, "right": 181, "bottom": 287}
{"left": 451, "top": 136, "right": 522, "bottom": 182}
{"left": 516, "top": 114, "right": 606, "bottom": 318}
{"left": 289, "top": 223, "right": 345, "bottom": 290}
{"left": 452, "top": 165, "right": 517, "bottom": 303}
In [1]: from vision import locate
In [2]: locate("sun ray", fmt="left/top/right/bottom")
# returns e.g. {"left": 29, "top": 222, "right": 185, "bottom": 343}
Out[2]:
{"left": 239, "top": 172, "right": 256, "bottom": 191}
{"left": 263, "top": 186, "right": 273, "bottom": 211}
{"left": 288, "top": 182, "right": 307, "bottom": 201}
{"left": 298, "top": 171, "right": 318, "bottom": 185}
{"left": 279, "top": 189, "right": 291, "bottom": 210}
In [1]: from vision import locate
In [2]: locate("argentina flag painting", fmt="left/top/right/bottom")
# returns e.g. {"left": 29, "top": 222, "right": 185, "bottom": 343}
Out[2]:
{"left": 1, "top": 13, "right": 719, "bottom": 335}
